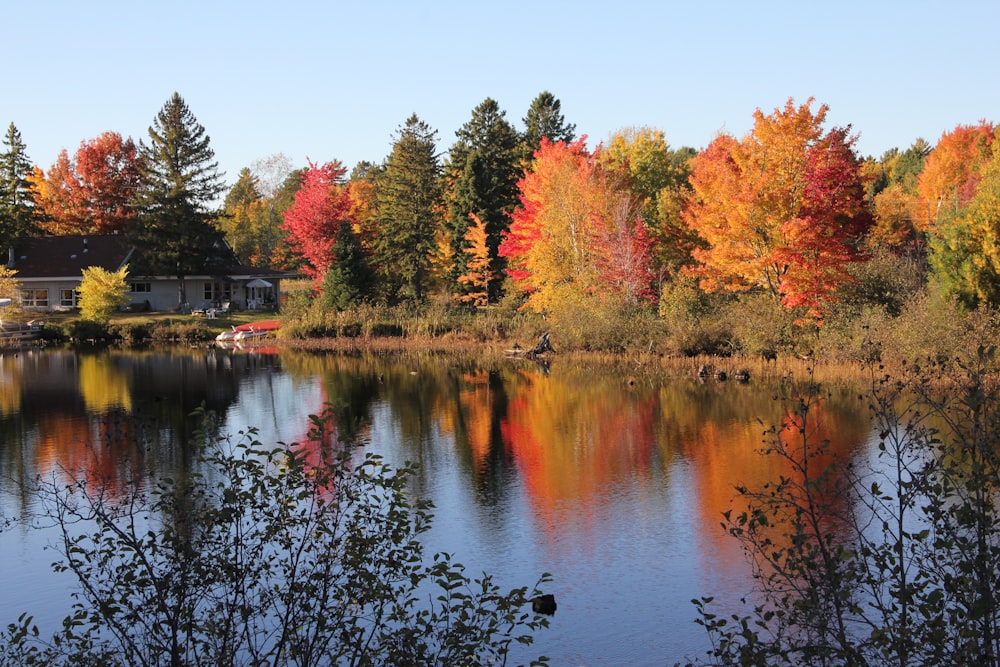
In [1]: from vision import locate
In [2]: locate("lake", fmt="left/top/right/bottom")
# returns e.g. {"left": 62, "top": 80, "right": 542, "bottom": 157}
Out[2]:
{"left": 0, "top": 346, "right": 873, "bottom": 665}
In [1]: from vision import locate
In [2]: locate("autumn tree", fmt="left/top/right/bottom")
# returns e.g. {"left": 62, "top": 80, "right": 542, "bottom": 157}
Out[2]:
{"left": 918, "top": 120, "right": 995, "bottom": 227}
{"left": 444, "top": 98, "right": 522, "bottom": 302}
{"left": 928, "top": 135, "right": 1000, "bottom": 307}
{"left": 220, "top": 167, "right": 268, "bottom": 265}
{"left": 0, "top": 266, "right": 22, "bottom": 319}
{"left": 36, "top": 133, "right": 143, "bottom": 235}
{"left": 684, "top": 98, "right": 871, "bottom": 321}
{"left": 456, "top": 213, "right": 492, "bottom": 306}
{"left": 0, "top": 122, "right": 40, "bottom": 250}
{"left": 250, "top": 153, "right": 294, "bottom": 267}
{"left": 131, "top": 93, "right": 228, "bottom": 306}
{"left": 521, "top": 91, "right": 576, "bottom": 162}
{"left": 597, "top": 127, "right": 700, "bottom": 281}
{"left": 281, "top": 160, "right": 353, "bottom": 286}
{"left": 78, "top": 265, "right": 131, "bottom": 324}
{"left": 500, "top": 137, "right": 655, "bottom": 312}
{"left": 372, "top": 114, "right": 443, "bottom": 303}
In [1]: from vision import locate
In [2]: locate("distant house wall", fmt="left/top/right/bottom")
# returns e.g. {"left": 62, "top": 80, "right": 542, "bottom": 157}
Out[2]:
{"left": 19, "top": 276, "right": 288, "bottom": 313}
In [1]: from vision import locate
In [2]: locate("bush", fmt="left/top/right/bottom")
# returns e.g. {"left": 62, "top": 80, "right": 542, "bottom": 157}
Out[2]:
{"left": 688, "top": 349, "right": 1000, "bottom": 666}
{"left": 3, "top": 407, "right": 551, "bottom": 666}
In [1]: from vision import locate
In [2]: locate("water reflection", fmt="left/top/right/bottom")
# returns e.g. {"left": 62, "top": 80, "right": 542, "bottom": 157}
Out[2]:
{"left": 0, "top": 349, "right": 872, "bottom": 665}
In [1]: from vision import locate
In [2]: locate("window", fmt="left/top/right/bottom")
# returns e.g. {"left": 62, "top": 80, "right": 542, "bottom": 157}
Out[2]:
{"left": 130, "top": 282, "right": 151, "bottom": 293}
{"left": 60, "top": 289, "right": 78, "bottom": 307}
{"left": 203, "top": 282, "right": 214, "bottom": 301}
{"left": 20, "top": 289, "right": 49, "bottom": 308}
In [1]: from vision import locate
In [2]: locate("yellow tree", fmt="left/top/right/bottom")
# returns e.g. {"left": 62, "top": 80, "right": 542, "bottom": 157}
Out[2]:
{"left": 78, "top": 265, "right": 130, "bottom": 324}
{"left": 685, "top": 98, "right": 870, "bottom": 320}
{"left": 456, "top": 213, "right": 491, "bottom": 306}
{"left": 0, "top": 266, "right": 22, "bottom": 319}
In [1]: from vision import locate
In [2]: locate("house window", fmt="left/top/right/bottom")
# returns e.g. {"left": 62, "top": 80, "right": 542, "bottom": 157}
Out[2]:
{"left": 203, "top": 283, "right": 214, "bottom": 301}
{"left": 131, "top": 282, "right": 151, "bottom": 293}
{"left": 60, "top": 289, "right": 78, "bottom": 307}
{"left": 20, "top": 289, "right": 49, "bottom": 308}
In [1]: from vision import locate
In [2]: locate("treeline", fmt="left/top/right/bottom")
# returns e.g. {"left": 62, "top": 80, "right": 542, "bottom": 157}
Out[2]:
{"left": 3, "top": 92, "right": 1000, "bottom": 360}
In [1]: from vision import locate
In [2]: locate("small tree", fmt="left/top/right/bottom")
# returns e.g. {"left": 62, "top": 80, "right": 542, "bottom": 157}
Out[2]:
{"left": 0, "top": 266, "right": 22, "bottom": 320}
{"left": 77, "top": 265, "right": 130, "bottom": 323}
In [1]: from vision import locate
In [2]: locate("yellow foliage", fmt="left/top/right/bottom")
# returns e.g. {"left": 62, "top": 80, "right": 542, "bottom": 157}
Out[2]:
{"left": 78, "top": 264, "right": 131, "bottom": 324}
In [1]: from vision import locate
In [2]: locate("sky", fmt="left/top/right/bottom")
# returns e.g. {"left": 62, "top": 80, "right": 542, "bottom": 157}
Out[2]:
{"left": 4, "top": 0, "right": 999, "bottom": 191}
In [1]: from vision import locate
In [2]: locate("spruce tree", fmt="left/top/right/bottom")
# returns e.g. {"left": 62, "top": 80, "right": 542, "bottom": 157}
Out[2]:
{"left": 445, "top": 98, "right": 521, "bottom": 302}
{"left": 322, "top": 222, "right": 373, "bottom": 311}
{"left": 132, "top": 92, "right": 228, "bottom": 305}
{"left": 521, "top": 91, "right": 576, "bottom": 161}
{"left": 372, "top": 114, "right": 442, "bottom": 303}
{"left": 0, "top": 123, "right": 40, "bottom": 250}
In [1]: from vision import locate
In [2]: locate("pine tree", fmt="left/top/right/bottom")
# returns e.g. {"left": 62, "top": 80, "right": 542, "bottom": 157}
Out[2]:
{"left": 131, "top": 93, "right": 228, "bottom": 305}
{"left": 0, "top": 123, "right": 40, "bottom": 249}
{"left": 445, "top": 98, "right": 521, "bottom": 302}
{"left": 322, "top": 222, "right": 373, "bottom": 311}
{"left": 372, "top": 114, "right": 442, "bottom": 302}
{"left": 521, "top": 91, "right": 576, "bottom": 161}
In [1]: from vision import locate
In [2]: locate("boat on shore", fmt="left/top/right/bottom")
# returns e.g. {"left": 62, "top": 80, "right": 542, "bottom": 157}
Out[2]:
{"left": 216, "top": 319, "right": 281, "bottom": 343}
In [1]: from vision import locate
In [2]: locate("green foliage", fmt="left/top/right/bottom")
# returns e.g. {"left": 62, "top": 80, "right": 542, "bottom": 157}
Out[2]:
{"left": 0, "top": 123, "right": 40, "bottom": 249}
{"left": 521, "top": 91, "right": 576, "bottom": 161}
{"left": 2, "top": 408, "right": 550, "bottom": 666}
{"left": 77, "top": 265, "right": 130, "bottom": 324}
{"left": 929, "top": 140, "right": 1000, "bottom": 308}
{"left": 373, "top": 114, "right": 443, "bottom": 303}
{"left": 687, "top": 349, "right": 1000, "bottom": 666}
{"left": 321, "top": 222, "right": 373, "bottom": 311}
{"left": 445, "top": 98, "right": 522, "bottom": 301}
{"left": 130, "top": 92, "right": 229, "bottom": 303}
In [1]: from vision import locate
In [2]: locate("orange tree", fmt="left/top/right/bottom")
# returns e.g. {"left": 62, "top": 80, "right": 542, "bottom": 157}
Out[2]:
{"left": 498, "top": 137, "right": 655, "bottom": 313}
{"left": 683, "top": 98, "right": 871, "bottom": 321}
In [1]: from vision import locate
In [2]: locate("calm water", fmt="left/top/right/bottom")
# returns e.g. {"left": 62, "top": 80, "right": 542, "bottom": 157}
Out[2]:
{"left": 0, "top": 347, "right": 873, "bottom": 665}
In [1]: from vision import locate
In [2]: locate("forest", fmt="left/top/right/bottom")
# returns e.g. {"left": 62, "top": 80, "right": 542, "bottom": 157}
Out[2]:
{"left": 2, "top": 91, "right": 999, "bottom": 361}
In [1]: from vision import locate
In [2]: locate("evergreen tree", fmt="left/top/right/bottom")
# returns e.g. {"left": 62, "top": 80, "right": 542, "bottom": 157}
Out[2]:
{"left": 521, "top": 91, "right": 576, "bottom": 161}
{"left": 322, "top": 222, "right": 373, "bottom": 311}
{"left": 445, "top": 98, "right": 522, "bottom": 302}
{"left": 372, "top": 114, "right": 442, "bottom": 302}
{"left": 0, "top": 123, "right": 40, "bottom": 249}
{"left": 131, "top": 93, "right": 228, "bottom": 305}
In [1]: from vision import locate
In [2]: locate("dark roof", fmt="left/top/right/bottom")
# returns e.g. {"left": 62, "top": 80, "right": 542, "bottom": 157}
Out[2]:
{"left": 9, "top": 235, "right": 133, "bottom": 278}
{"left": 8, "top": 235, "right": 297, "bottom": 281}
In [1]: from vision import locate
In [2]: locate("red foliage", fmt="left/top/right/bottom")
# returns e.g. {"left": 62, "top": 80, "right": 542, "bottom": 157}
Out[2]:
{"left": 282, "top": 160, "right": 353, "bottom": 283}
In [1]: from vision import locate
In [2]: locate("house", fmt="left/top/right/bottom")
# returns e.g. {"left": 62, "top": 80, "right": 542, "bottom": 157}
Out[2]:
{"left": 8, "top": 235, "right": 296, "bottom": 313}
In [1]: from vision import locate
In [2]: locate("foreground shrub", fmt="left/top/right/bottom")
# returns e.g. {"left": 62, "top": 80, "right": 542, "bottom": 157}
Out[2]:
{"left": 3, "top": 407, "right": 551, "bottom": 666}
{"left": 688, "top": 349, "right": 1000, "bottom": 666}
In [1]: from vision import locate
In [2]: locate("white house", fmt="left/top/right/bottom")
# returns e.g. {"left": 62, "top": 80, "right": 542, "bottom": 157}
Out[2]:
{"left": 8, "top": 235, "right": 296, "bottom": 313}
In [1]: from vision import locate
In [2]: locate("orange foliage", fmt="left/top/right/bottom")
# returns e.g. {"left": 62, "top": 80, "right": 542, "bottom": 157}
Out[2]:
{"left": 918, "top": 120, "right": 995, "bottom": 227}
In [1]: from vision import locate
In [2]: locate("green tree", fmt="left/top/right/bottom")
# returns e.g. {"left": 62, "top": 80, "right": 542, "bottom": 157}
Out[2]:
{"left": 321, "top": 222, "right": 373, "bottom": 311}
{"left": 2, "top": 408, "right": 551, "bottom": 666}
{"left": 445, "top": 98, "right": 522, "bottom": 301}
{"left": 77, "top": 265, "right": 131, "bottom": 324}
{"left": 0, "top": 123, "right": 40, "bottom": 250}
{"left": 521, "top": 91, "right": 576, "bottom": 162}
{"left": 131, "top": 92, "right": 228, "bottom": 306}
{"left": 372, "top": 114, "right": 443, "bottom": 303}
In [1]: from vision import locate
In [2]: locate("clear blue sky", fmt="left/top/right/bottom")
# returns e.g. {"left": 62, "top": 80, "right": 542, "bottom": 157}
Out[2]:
{"left": 5, "top": 1, "right": 998, "bottom": 190}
